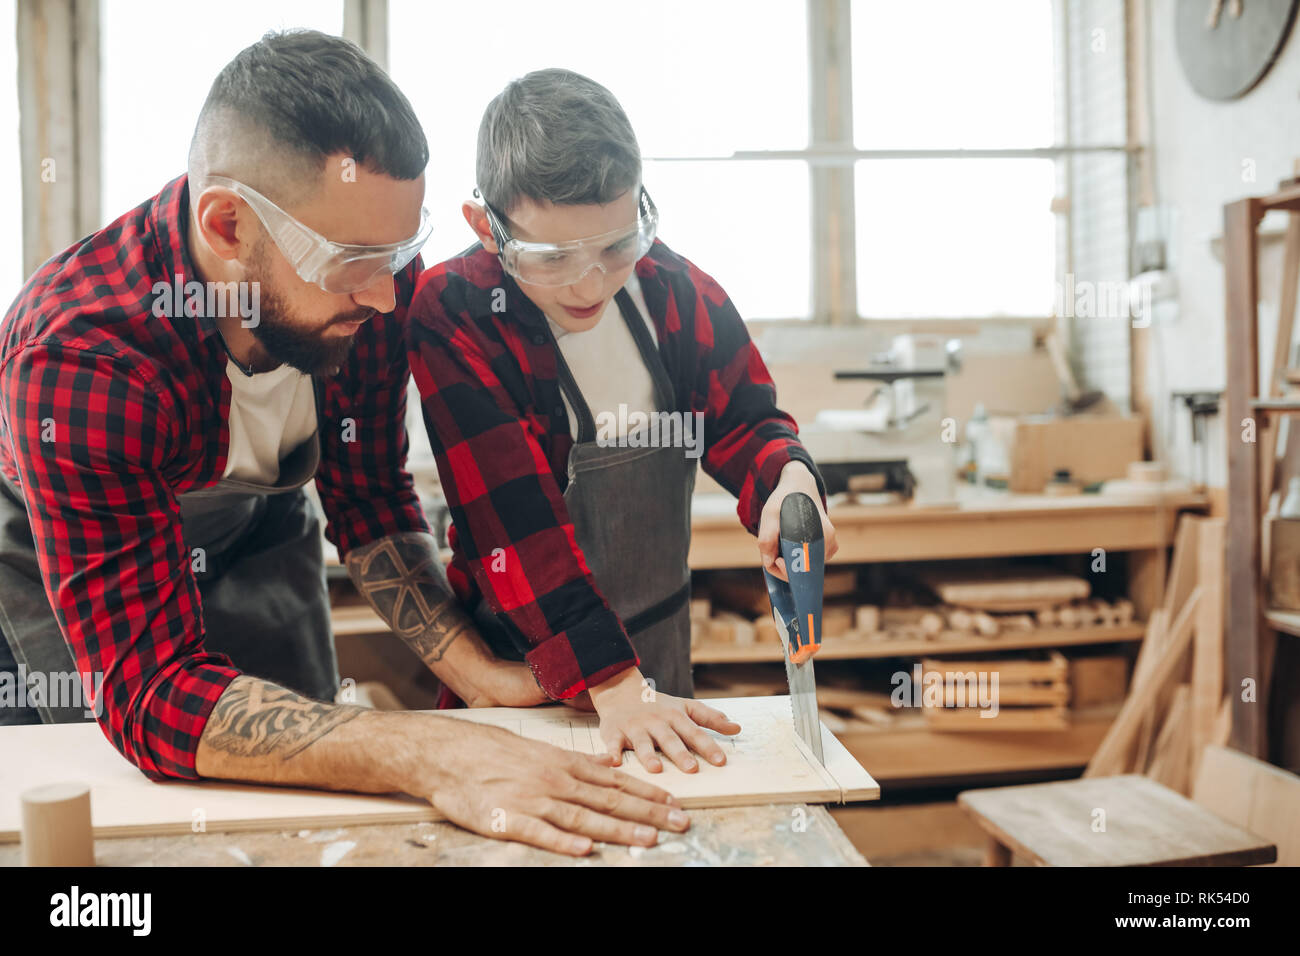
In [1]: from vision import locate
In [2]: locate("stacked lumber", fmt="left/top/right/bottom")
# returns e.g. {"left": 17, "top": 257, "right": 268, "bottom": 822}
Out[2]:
{"left": 1084, "top": 516, "right": 1229, "bottom": 794}
{"left": 920, "top": 651, "right": 1070, "bottom": 731}
{"left": 916, "top": 564, "right": 1090, "bottom": 611}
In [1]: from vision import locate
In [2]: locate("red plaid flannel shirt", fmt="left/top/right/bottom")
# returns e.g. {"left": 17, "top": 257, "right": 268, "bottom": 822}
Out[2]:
{"left": 0, "top": 175, "right": 428, "bottom": 780}
{"left": 408, "top": 240, "right": 823, "bottom": 700}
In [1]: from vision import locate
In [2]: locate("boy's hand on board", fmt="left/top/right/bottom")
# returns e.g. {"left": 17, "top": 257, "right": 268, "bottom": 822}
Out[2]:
{"left": 587, "top": 668, "right": 742, "bottom": 773}
{"left": 758, "top": 461, "right": 838, "bottom": 582}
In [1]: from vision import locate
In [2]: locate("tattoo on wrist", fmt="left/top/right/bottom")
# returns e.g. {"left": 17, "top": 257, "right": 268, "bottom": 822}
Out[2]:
{"left": 345, "top": 533, "right": 471, "bottom": 665}
{"left": 202, "top": 677, "right": 363, "bottom": 759}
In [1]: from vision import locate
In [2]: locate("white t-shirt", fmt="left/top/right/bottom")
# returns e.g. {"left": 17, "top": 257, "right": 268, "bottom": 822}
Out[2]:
{"left": 222, "top": 360, "right": 318, "bottom": 484}
{"left": 544, "top": 274, "right": 659, "bottom": 439}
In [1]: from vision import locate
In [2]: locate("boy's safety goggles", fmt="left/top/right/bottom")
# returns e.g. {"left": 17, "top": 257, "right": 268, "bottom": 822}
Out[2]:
{"left": 205, "top": 175, "right": 433, "bottom": 295}
{"left": 475, "top": 186, "right": 658, "bottom": 287}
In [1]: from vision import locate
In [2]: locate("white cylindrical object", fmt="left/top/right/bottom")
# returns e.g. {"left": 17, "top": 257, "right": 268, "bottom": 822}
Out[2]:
{"left": 21, "top": 782, "right": 94, "bottom": 867}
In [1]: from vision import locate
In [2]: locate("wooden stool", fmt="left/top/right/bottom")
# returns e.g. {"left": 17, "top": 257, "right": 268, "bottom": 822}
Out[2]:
{"left": 957, "top": 750, "right": 1290, "bottom": 867}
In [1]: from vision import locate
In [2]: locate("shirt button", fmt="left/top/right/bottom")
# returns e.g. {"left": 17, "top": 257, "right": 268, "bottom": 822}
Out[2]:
{"left": 533, "top": 334, "right": 546, "bottom": 345}
{"left": 553, "top": 406, "right": 565, "bottom": 418}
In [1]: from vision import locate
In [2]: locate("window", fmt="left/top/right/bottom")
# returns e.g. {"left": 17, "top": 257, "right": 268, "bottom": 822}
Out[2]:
{"left": 387, "top": 0, "right": 809, "bottom": 320}
{"left": 99, "top": 0, "right": 344, "bottom": 222}
{"left": 856, "top": 158, "right": 1057, "bottom": 318}
{"left": 0, "top": 0, "right": 20, "bottom": 298}
{"left": 853, "top": 0, "right": 1056, "bottom": 150}
{"left": 19, "top": 0, "right": 1129, "bottom": 333}
{"left": 851, "top": 0, "right": 1063, "bottom": 319}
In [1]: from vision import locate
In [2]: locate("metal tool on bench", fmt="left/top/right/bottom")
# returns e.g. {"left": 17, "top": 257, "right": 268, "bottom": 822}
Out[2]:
{"left": 762, "top": 492, "right": 825, "bottom": 764}
{"left": 806, "top": 334, "right": 958, "bottom": 505}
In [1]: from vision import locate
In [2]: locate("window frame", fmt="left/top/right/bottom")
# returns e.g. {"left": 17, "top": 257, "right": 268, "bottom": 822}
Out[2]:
{"left": 611, "top": 0, "right": 1136, "bottom": 328}
{"left": 17, "top": 0, "right": 1134, "bottom": 329}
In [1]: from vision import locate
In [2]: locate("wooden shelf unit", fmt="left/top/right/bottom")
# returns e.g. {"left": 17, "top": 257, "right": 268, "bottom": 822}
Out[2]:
{"left": 1223, "top": 184, "right": 1300, "bottom": 758}
{"left": 692, "top": 623, "right": 1144, "bottom": 663}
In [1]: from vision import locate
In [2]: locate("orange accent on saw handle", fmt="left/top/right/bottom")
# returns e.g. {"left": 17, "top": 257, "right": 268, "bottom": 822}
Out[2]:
{"left": 790, "top": 612, "right": 820, "bottom": 664}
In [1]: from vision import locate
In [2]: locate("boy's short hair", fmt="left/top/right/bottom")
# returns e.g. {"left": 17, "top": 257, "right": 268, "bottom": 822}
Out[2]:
{"left": 476, "top": 69, "right": 641, "bottom": 216}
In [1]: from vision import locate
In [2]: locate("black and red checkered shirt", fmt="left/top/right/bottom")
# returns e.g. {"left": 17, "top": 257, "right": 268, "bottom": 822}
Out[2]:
{"left": 408, "top": 241, "right": 822, "bottom": 700}
{"left": 0, "top": 175, "right": 428, "bottom": 780}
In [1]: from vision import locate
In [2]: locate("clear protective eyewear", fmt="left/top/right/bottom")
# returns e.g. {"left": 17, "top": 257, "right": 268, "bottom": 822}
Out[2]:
{"left": 475, "top": 186, "right": 658, "bottom": 287}
{"left": 205, "top": 175, "right": 433, "bottom": 294}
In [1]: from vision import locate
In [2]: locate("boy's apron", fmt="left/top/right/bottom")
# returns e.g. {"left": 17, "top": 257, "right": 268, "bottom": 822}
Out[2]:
{"left": 0, "top": 376, "right": 338, "bottom": 724}
{"left": 472, "top": 288, "right": 697, "bottom": 699}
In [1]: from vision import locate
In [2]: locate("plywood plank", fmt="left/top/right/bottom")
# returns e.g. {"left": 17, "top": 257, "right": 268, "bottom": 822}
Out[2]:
{"left": 1192, "top": 517, "right": 1226, "bottom": 779}
{"left": 917, "top": 565, "right": 1090, "bottom": 610}
{"left": 1086, "top": 589, "right": 1200, "bottom": 777}
{"left": 1223, "top": 198, "right": 1266, "bottom": 757}
{"left": 1161, "top": 517, "right": 1201, "bottom": 616}
{"left": 0, "top": 697, "right": 878, "bottom": 843}
{"left": 1146, "top": 684, "right": 1192, "bottom": 795}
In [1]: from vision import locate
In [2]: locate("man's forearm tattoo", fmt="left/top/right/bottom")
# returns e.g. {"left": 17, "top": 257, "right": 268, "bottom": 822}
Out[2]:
{"left": 345, "top": 532, "right": 471, "bottom": 665}
{"left": 202, "top": 677, "right": 364, "bottom": 759}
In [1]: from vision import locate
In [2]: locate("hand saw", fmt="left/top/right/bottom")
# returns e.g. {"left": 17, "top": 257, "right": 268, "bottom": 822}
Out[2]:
{"left": 762, "top": 492, "right": 825, "bottom": 764}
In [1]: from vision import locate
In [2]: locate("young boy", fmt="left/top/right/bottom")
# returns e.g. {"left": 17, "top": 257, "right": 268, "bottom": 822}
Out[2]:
{"left": 407, "top": 69, "right": 837, "bottom": 773}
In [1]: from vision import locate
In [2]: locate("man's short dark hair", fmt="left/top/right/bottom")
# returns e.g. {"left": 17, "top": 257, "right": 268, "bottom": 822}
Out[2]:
{"left": 477, "top": 69, "right": 641, "bottom": 216}
{"left": 188, "top": 30, "right": 428, "bottom": 203}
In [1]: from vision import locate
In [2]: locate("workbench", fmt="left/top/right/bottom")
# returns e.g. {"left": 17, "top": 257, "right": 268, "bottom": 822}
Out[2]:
{"left": 326, "top": 485, "right": 1208, "bottom": 790}
{"left": 0, "top": 804, "right": 867, "bottom": 867}
{"left": 331, "top": 486, "right": 1205, "bottom": 632}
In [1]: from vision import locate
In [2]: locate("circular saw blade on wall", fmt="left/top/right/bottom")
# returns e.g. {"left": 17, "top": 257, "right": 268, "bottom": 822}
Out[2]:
{"left": 1176, "top": 0, "right": 1299, "bottom": 99}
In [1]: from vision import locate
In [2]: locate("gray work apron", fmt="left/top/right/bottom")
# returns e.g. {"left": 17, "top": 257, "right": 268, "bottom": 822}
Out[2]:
{"left": 474, "top": 289, "right": 697, "bottom": 699}
{"left": 0, "top": 374, "right": 338, "bottom": 724}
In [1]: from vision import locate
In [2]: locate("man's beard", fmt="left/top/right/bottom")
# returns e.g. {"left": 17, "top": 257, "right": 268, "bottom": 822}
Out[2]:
{"left": 245, "top": 241, "right": 373, "bottom": 376}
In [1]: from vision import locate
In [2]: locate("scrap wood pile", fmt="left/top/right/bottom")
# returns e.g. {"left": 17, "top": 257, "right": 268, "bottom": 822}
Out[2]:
{"left": 1084, "top": 515, "right": 1230, "bottom": 794}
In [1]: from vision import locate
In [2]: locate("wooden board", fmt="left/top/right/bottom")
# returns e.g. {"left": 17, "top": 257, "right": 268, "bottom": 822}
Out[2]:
{"left": 1192, "top": 744, "right": 1300, "bottom": 867}
{"left": 0, "top": 697, "right": 879, "bottom": 843}
{"left": 1146, "top": 684, "right": 1193, "bottom": 795}
{"left": 1267, "top": 516, "right": 1300, "bottom": 608}
{"left": 1191, "top": 517, "right": 1226, "bottom": 778}
{"left": 917, "top": 564, "right": 1090, "bottom": 611}
{"left": 1162, "top": 517, "right": 1200, "bottom": 616}
{"left": 959, "top": 774, "right": 1277, "bottom": 867}
{"left": 1085, "top": 589, "right": 1200, "bottom": 777}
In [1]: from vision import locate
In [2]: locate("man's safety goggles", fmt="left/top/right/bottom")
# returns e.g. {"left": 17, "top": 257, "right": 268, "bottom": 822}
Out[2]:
{"left": 205, "top": 175, "right": 433, "bottom": 295}
{"left": 476, "top": 186, "right": 658, "bottom": 288}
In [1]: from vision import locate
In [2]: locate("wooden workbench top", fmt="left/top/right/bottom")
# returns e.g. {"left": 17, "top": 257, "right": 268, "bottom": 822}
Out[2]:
{"left": 689, "top": 486, "right": 1207, "bottom": 569}
{"left": 0, "top": 804, "right": 867, "bottom": 867}
{"left": 691, "top": 485, "right": 1208, "bottom": 526}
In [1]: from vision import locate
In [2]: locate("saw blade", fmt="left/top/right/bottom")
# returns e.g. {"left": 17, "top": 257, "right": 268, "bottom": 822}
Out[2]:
{"left": 782, "top": 639, "right": 824, "bottom": 765}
